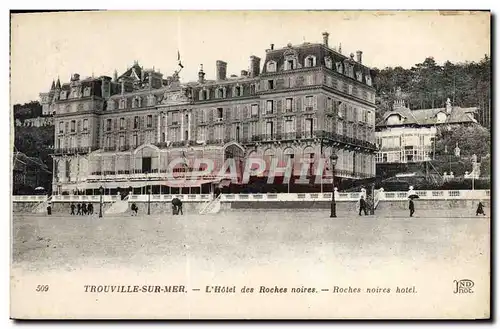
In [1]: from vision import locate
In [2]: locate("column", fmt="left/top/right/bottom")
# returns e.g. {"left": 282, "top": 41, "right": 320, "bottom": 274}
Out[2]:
{"left": 180, "top": 110, "right": 184, "bottom": 141}
{"left": 164, "top": 113, "right": 168, "bottom": 142}
{"left": 188, "top": 111, "right": 191, "bottom": 140}
{"left": 157, "top": 113, "right": 161, "bottom": 143}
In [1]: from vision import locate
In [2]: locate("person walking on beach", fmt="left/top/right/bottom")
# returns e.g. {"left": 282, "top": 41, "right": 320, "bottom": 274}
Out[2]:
{"left": 359, "top": 195, "right": 368, "bottom": 216}
{"left": 70, "top": 203, "right": 75, "bottom": 215}
{"left": 87, "top": 202, "right": 93, "bottom": 215}
{"left": 76, "top": 203, "right": 82, "bottom": 215}
{"left": 476, "top": 202, "right": 486, "bottom": 216}
{"left": 82, "top": 203, "right": 87, "bottom": 215}
{"left": 409, "top": 199, "right": 415, "bottom": 217}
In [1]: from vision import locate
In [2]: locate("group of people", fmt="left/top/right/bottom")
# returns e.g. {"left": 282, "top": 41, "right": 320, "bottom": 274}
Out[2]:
{"left": 70, "top": 203, "right": 94, "bottom": 215}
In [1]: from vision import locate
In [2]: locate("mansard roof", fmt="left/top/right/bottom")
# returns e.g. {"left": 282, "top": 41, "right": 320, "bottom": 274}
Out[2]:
{"left": 261, "top": 42, "right": 372, "bottom": 76}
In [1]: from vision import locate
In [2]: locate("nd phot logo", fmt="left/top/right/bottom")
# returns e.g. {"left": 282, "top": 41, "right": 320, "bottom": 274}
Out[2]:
{"left": 453, "top": 279, "right": 474, "bottom": 294}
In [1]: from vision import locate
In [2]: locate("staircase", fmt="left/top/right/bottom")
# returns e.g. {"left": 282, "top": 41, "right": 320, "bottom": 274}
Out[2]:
{"left": 105, "top": 196, "right": 130, "bottom": 214}
{"left": 199, "top": 195, "right": 222, "bottom": 214}
{"left": 32, "top": 196, "right": 50, "bottom": 213}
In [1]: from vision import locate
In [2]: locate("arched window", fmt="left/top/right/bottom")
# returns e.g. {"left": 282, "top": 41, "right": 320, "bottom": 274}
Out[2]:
{"left": 119, "top": 99, "right": 126, "bottom": 109}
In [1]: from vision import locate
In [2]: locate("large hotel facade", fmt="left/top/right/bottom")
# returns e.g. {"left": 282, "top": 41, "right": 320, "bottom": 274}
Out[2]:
{"left": 42, "top": 33, "right": 377, "bottom": 195}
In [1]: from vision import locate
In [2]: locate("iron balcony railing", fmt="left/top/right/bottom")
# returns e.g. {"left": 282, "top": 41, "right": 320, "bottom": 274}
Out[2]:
{"left": 53, "top": 146, "right": 99, "bottom": 155}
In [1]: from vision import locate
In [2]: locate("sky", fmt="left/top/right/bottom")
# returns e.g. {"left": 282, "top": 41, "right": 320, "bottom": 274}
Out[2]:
{"left": 10, "top": 10, "right": 490, "bottom": 105}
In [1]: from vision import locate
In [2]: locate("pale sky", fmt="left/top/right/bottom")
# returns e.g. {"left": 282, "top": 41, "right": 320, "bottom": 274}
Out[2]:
{"left": 10, "top": 10, "right": 490, "bottom": 105}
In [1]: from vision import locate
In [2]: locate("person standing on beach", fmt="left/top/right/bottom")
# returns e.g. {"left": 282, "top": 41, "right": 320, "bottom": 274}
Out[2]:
{"left": 409, "top": 199, "right": 415, "bottom": 217}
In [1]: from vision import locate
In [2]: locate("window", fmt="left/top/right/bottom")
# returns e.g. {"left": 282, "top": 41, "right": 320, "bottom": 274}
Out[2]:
{"left": 119, "top": 99, "right": 126, "bottom": 109}
{"left": 305, "top": 56, "right": 315, "bottom": 67}
{"left": 305, "top": 96, "right": 313, "bottom": 111}
{"left": 106, "top": 119, "right": 112, "bottom": 131}
{"left": 184, "top": 130, "right": 189, "bottom": 140}
{"left": 250, "top": 84, "right": 256, "bottom": 95}
{"left": 267, "top": 61, "right": 277, "bottom": 72}
{"left": 284, "top": 118, "right": 295, "bottom": 134}
{"left": 161, "top": 132, "right": 166, "bottom": 142}
{"left": 305, "top": 118, "right": 314, "bottom": 137}
{"left": 214, "top": 125, "right": 223, "bottom": 140}
{"left": 217, "top": 108, "right": 224, "bottom": 120}
{"left": 327, "top": 97, "right": 333, "bottom": 112}
{"left": 197, "top": 126, "right": 207, "bottom": 140}
{"left": 133, "top": 134, "right": 138, "bottom": 146}
{"left": 199, "top": 89, "right": 209, "bottom": 100}
{"left": 325, "top": 57, "right": 332, "bottom": 69}
{"left": 83, "top": 87, "right": 91, "bottom": 97}
{"left": 266, "top": 121, "right": 274, "bottom": 138}
{"left": 119, "top": 135, "right": 125, "bottom": 148}
{"left": 306, "top": 75, "right": 314, "bottom": 85}
{"left": 171, "top": 112, "right": 179, "bottom": 124}
{"left": 235, "top": 86, "right": 242, "bottom": 97}
{"left": 266, "top": 100, "right": 274, "bottom": 114}
{"left": 120, "top": 118, "right": 125, "bottom": 130}
{"left": 337, "top": 121, "right": 343, "bottom": 135}
{"left": 132, "top": 97, "right": 140, "bottom": 108}
{"left": 83, "top": 119, "right": 88, "bottom": 132}
{"left": 267, "top": 80, "right": 274, "bottom": 90}
{"left": 70, "top": 120, "right": 76, "bottom": 132}
{"left": 105, "top": 136, "right": 111, "bottom": 148}
{"left": 147, "top": 115, "right": 153, "bottom": 128}
{"left": 251, "top": 104, "right": 259, "bottom": 117}
{"left": 287, "top": 60, "right": 295, "bottom": 70}
{"left": 59, "top": 122, "right": 64, "bottom": 133}
{"left": 235, "top": 126, "right": 241, "bottom": 142}
{"left": 217, "top": 88, "right": 224, "bottom": 99}
{"left": 133, "top": 116, "right": 139, "bottom": 129}
{"left": 286, "top": 98, "right": 293, "bottom": 112}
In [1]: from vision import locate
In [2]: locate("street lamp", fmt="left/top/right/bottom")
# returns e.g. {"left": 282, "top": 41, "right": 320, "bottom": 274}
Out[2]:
{"left": 330, "top": 153, "right": 338, "bottom": 218}
{"left": 99, "top": 185, "right": 104, "bottom": 218}
{"left": 147, "top": 173, "right": 151, "bottom": 215}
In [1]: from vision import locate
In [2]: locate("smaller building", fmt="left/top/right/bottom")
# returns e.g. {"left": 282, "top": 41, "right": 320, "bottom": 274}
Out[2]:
{"left": 375, "top": 92, "right": 478, "bottom": 165}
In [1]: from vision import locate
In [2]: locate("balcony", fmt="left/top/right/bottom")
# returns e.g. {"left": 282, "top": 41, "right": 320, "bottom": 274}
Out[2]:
{"left": 305, "top": 106, "right": 314, "bottom": 112}
{"left": 53, "top": 146, "right": 98, "bottom": 155}
{"left": 103, "top": 146, "right": 116, "bottom": 152}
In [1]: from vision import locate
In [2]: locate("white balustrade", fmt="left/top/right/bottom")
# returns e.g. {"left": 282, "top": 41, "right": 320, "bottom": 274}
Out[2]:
{"left": 13, "top": 190, "right": 490, "bottom": 203}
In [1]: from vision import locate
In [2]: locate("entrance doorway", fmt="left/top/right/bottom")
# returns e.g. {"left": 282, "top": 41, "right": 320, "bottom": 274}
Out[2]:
{"left": 142, "top": 157, "right": 152, "bottom": 173}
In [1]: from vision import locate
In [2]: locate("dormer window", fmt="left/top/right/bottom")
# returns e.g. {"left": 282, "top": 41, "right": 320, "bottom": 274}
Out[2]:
{"left": 83, "top": 87, "right": 91, "bottom": 97}
{"left": 304, "top": 56, "right": 316, "bottom": 68}
{"left": 147, "top": 95, "right": 156, "bottom": 106}
{"left": 267, "top": 61, "right": 277, "bottom": 73}
{"left": 119, "top": 99, "right": 126, "bottom": 109}
{"left": 234, "top": 85, "right": 243, "bottom": 97}
{"left": 387, "top": 114, "right": 401, "bottom": 125}
{"left": 250, "top": 84, "right": 256, "bottom": 95}
{"left": 325, "top": 57, "right": 333, "bottom": 69}
{"left": 286, "top": 59, "right": 295, "bottom": 70}
{"left": 199, "top": 88, "right": 209, "bottom": 101}
{"left": 132, "top": 97, "right": 141, "bottom": 108}
{"left": 216, "top": 87, "right": 226, "bottom": 99}
{"left": 60, "top": 91, "right": 67, "bottom": 100}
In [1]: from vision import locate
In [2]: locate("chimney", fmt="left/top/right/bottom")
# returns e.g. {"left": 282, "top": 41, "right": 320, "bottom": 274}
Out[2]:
{"left": 356, "top": 50, "right": 363, "bottom": 64}
{"left": 249, "top": 56, "right": 261, "bottom": 77}
{"left": 113, "top": 70, "right": 118, "bottom": 82}
{"left": 241, "top": 70, "right": 248, "bottom": 77}
{"left": 322, "top": 32, "right": 329, "bottom": 47}
{"left": 270, "top": 44, "right": 274, "bottom": 50}
{"left": 121, "top": 80, "right": 125, "bottom": 95}
{"left": 198, "top": 64, "right": 205, "bottom": 83}
{"left": 216, "top": 60, "right": 227, "bottom": 81}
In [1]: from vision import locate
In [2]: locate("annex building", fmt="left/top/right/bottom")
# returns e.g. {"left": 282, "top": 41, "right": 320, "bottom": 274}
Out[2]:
{"left": 44, "top": 32, "right": 377, "bottom": 195}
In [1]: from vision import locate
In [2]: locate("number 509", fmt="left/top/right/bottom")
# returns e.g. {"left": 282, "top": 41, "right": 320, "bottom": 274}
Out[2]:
{"left": 36, "top": 285, "right": 49, "bottom": 292}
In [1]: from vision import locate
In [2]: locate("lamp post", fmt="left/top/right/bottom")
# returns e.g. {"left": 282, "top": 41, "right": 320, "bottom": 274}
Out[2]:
{"left": 330, "top": 153, "right": 338, "bottom": 218}
{"left": 147, "top": 173, "right": 151, "bottom": 215}
{"left": 99, "top": 185, "right": 104, "bottom": 218}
